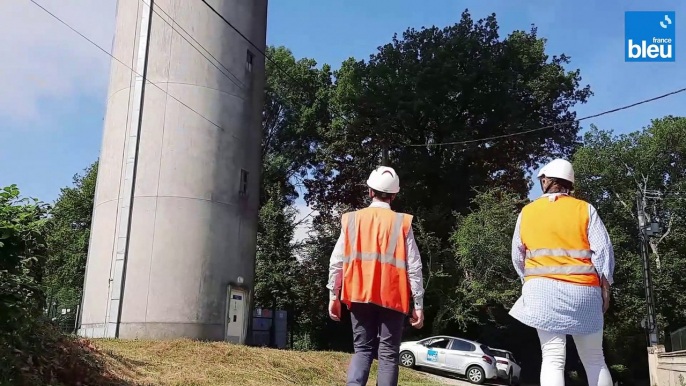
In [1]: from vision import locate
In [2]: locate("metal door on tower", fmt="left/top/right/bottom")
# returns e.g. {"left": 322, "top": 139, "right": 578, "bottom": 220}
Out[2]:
{"left": 226, "top": 287, "right": 246, "bottom": 344}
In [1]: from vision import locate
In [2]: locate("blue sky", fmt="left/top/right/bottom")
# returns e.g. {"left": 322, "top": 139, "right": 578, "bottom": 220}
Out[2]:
{"left": 1, "top": 0, "right": 684, "bottom": 212}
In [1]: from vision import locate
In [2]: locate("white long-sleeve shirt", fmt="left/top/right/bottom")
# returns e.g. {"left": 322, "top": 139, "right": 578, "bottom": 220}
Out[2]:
{"left": 509, "top": 193, "right": 615, "bottom": 335}
{"left": 326, "top": 201, "right": 425, "bottom": 310}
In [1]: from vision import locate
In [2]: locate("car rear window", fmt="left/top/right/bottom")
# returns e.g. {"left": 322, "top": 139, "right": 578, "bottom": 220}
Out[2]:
{"left": 481, "top": 345, "right": 494, "bottom": 356}
{"left": 427, "top": 338, "right": 450, "bottom": 349}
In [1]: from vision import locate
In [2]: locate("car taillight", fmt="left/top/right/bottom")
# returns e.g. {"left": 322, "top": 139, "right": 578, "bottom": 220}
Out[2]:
{"left": 497, "top": 360, "right": 508, "bottom": 365}
{"left": 482, "top": 356, "right": 493, "bottom": 365}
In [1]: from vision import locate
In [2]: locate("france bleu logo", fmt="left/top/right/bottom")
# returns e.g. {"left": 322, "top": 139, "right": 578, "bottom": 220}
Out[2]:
{"left": 625, "top": 12, "right": 675, "bottom": 62}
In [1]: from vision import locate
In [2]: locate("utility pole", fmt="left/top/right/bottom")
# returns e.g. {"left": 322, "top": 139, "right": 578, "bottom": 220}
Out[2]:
{"left": 637, "top": 190, "right": 659, "bottom": 347}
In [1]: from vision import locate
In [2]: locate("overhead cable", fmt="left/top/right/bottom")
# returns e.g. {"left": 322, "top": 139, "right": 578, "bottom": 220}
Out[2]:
{"left": 149, "top": 2, "right": 246, "bottom": 90}
{"left": 28, "top": 0, "right": 686, "bottom": 149}
{"left": 402, "top": 87, "right": 686, "bottom": 147}
{"left": 27, "top": 0, "right": 230, "bottom": 133}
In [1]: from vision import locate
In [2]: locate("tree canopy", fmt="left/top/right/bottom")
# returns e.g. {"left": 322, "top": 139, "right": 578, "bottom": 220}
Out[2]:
{"left": 43, "top": 161, "right": 98, "bottom": 311}
{"left": 306, "top": 11, "right": 591, "bottom": 226}
{"left": 573, "top": 117, "right": 686, "bottom": 380}
{"left": 300, "top": 10, "right": 595, "bottom": 359}
{"left": 0, "top": 186, "right": 49, "bottom": 384}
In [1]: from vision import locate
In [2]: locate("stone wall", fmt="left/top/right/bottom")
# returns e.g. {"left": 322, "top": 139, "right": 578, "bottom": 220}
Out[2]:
{"left": 648, "top": 345, "right": 686, "bottom": 386}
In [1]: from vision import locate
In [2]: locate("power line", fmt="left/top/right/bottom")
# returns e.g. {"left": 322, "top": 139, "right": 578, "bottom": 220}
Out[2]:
{"left": 26, "top": 0, "right": 230, "bottom": 134}
{"left": 148, "top": 2, "right": 246, "bottom": 90}
{"left": 402, "top": 87, "right": 686, "bottom": 147}
{"left": 198, "top": 0, "right": 310, "bottom": 94}
{"left": 200, "top": 0, "right": 686, "bottom": 152}
{"left": 199, "top": 0, "right": 386, "bottom": 162}
{"left": 28, "top": 0, "right": 686, "bottom": 153}
{"left": 199, "top": 0, "right": 269, "bottom": 66}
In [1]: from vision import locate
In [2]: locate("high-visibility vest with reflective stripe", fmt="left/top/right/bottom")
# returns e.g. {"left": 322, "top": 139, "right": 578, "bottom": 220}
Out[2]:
{"left": 520, "top": 195, "right": 600, "bottom": 287}
{"left": 340, "top": 207, "right": 413, "bottom": 314}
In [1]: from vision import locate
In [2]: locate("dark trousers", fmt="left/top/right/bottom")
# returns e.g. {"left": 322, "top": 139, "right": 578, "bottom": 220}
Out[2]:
{"left": 346, "top": 303, "right": 406, "bottom": 386}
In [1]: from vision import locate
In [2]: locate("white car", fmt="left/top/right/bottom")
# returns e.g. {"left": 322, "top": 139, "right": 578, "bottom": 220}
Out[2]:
{"left": 489, "top": 348, "right": 522, "bottom": 385}
{"left": 399, "top": 335, "right": 498, "bottom": 384}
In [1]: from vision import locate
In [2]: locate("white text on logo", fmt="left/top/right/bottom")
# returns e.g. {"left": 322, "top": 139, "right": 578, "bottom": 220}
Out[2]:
{"left": 628, "top": 39, "right": 673, "bottom": 59}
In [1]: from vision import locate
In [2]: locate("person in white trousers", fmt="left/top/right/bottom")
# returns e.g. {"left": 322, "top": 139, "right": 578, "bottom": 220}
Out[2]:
{"left": 509, "top": 159, "right": 614, "bottom": 386}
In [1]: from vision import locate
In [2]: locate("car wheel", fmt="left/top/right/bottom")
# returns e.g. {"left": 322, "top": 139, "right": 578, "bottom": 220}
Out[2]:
{"left": 466, "top": 365, "right": 485, "bottom": 384}
{"left": 507, "top": 370, "right": 513, "bottom": 386}
{"left": 399, "top": 351, "right": 415, "bottom": 368}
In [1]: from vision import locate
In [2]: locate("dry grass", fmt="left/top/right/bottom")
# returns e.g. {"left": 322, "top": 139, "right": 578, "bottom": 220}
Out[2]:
{"left": 94, "top": 339, "right": 442, "bottom": 386}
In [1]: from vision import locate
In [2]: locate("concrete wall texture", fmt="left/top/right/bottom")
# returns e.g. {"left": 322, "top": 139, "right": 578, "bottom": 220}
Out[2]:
{"left": 79, "top": 0, "right": 268, "bottom": 341}
{"left": 648, "top": 345, "right": 686, "bottom": 386}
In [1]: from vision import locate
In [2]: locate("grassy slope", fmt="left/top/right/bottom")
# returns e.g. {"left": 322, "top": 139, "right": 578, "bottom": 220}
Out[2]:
{"left": 94, "top": 339, "right": 443, "bottom": 386}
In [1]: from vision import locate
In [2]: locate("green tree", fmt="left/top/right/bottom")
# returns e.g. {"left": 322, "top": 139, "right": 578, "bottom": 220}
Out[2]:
{"left": 448, "top": 188, "right": 525, "bottom": 327}
{"left": 0, "top": 185, "right": 49, "bottom": 384}
{"left": 254, "top": 47, "right": 332, "bottom": 344}
{"left": 261, "top": 46, "right": 332, "bottom": 206}
{"left": 439, "top": 187, "right": 542, "bottom": 377}
{"left": 573, "top": 116, "right": 686, "bottom": 382}
{"left": 290, "top": 210, "right": 346, "bottom": 350}
{"left": 306, "top": 9, "right": 591, "bottom": 336}
{"left": 43, "top": 161, "right": 98, "bottom": 311}
{"left": 307, "top": 10, "right": 591, "bottom": 221}
{"left": 0, "top": 184, "right": 117, "bottom": 386}
{"left": 254, "top": 185, "right": 299, "bottom": 310}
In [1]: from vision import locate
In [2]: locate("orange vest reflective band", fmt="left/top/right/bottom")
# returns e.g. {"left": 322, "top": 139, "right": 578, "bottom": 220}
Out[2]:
{"left": 520, "top": 196, "right": 600, "bottom": 287}
{"left": 340, "top": 207, "right": 413, "bottom": 314}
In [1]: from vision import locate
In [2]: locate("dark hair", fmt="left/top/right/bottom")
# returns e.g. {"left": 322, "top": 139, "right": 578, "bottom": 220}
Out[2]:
{"left": 547, "top": 177, "right": 573, "bottom": 193}
{"left": 371, "top": 189, "right": 393, "bottom": 200}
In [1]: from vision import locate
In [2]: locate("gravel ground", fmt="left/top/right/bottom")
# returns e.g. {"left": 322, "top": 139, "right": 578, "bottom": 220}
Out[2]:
{"left": 420, "top": 371, "right": 502, "bottom": 385}
{"left": 422, "top": 370, "right": 538, "bottom": 386}
{"left": 423, "top": 373, "right": 480, "bottom": 385}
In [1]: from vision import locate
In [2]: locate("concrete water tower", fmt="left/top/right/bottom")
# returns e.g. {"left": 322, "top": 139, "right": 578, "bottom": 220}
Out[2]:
{"left": 78, "top": 0, "right": 268, "bottom": 343}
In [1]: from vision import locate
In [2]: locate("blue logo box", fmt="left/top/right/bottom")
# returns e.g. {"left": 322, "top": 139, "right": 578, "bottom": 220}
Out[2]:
{"left": 625, "top": 11, "right": 675, "bottom": 62}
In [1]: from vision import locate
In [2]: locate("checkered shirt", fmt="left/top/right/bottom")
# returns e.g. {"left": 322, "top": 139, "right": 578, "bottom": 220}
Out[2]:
{"left": 509, "top": 194, "right": 615, "bottom": 336}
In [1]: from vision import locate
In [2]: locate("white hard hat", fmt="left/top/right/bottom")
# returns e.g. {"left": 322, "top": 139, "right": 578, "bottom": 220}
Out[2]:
{"left": 537, "top": 159, "right": 574, "bottom": 184}
{"left": 367, "top": 166, "right": 400, "bottom": 194}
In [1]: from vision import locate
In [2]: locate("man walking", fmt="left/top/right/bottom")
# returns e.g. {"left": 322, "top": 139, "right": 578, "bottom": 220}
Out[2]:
{"left": 327, "top": 166, "right": 425, "bottom": 386}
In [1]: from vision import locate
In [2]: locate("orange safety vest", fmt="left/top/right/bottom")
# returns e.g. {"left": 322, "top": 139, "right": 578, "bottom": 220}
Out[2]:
{"left": 520, "top": 195, "right": 600, "bottom": 287}
{"left": 340, "top": 207, "right": 413, "bottom": 314}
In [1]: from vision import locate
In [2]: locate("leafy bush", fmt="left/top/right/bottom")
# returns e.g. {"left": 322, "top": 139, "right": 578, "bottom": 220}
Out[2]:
{"left": 0, "top": 185, "right": 117, "bottom": 386}
{"left": 4, "top": 322, "right": 121, "bottom": 386}
{"left": 0, "top": 185, "right": 50, "bottom": 384}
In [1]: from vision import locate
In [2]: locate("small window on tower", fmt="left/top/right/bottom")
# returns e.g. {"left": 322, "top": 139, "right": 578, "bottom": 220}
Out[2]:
{"left": 240, "top": 169, "right": 248, "bottom": 196}
{"left": 246, "top": 50, "right": 254, "bottom": 72}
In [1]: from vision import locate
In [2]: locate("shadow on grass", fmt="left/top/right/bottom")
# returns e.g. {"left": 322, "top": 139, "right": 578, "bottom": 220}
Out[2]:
{"left": 2, "top": 323, "right": 139, "bottom": 386}
{"left": 104, "top": 350, "right": 152, "bottom": 378}
{"left": 106, "top": 351, "right": 150, "bottom": 367}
